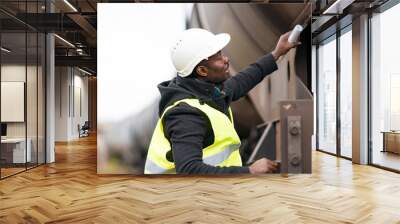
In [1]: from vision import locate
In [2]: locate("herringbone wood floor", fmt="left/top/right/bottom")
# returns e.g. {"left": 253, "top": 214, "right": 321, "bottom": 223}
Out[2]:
{"left": 1, "top": 134, "right": 400, "bottom": 224}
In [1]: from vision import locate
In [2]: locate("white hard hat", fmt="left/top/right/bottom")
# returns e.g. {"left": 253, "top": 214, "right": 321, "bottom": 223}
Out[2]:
{"left": 170, "top": 28, "right": 231, "bottom": 77}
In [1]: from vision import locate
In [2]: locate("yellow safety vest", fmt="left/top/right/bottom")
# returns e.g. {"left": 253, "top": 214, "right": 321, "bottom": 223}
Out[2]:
{"left": 145, "top": 98, "right": 242, "bottom": 174}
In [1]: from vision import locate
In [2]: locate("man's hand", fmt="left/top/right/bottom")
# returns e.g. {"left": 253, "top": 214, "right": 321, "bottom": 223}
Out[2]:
{"left": 271, "top": 31, "right": 301, "bottom": 61}
{"left": 249, "top": 158, "right": 278, "bottom": 174}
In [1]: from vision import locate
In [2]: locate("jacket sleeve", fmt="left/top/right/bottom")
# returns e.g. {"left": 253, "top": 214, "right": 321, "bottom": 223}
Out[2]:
{"left": 163, "top": 104, "right": 250, "bottom": 174}
{"left": 224, "top": 53, "right": 278, "bottom": 102}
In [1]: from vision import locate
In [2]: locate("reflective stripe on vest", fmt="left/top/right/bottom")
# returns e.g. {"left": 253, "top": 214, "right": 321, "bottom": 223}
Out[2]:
{"left": 145, "top": 159, "right": 175, "bottom": 174}
{"left": 144, "top": 98, "right": 242, "bottom": 174}
{"left": 203, "top": 143, "right": 241, "bottom": 165}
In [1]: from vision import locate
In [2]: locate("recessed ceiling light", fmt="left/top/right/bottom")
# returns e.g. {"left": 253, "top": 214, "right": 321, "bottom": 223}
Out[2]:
{"left": 323, "top": 0, "right": 355, "bottom": 15}
{"left": 54, "top": 34, "right": 75, "bottom": 48}
{"left": 63, "top": 0, "right": 78, "bottom": 12}
{"left": 78, "top": 67, "right": 93, "bottom": 76}
{"left": 1, "top": 47, "right": 11, "bottom": 53}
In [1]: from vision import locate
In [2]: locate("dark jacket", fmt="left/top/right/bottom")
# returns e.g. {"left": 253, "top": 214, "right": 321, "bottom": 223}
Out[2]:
{"left": 158, "top": 53, "right": 278, "bottom": 174}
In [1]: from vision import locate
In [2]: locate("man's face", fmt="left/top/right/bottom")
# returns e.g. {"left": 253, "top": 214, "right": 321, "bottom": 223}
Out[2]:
{"left": 197, "top": 51, "right": 230, "bottom": 83}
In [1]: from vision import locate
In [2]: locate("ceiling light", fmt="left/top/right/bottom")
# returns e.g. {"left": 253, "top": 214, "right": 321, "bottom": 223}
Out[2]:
{"left": 323, "top": 0, "right": 355, "bottom": 15}
{"left": 63, "top": 0, "right": 78, "bottom": 12}
{"left": 78, "top": 67, "right": 93, "bottom": 76}
{"left": 1, "top": 47, "right": 11, "bottom": 53}
{"left": 54, "top": 34, "right": 75, "bottom": 48}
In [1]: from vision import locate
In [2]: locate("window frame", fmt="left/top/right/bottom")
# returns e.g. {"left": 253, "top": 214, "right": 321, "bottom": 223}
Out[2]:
{"left": 315, "top": 23, "right": 353, "bottom": 161}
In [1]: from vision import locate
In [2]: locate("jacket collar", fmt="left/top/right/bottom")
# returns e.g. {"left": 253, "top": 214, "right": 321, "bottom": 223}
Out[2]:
{"left": 176, "top": 76, "right": 222, "bottom": 100}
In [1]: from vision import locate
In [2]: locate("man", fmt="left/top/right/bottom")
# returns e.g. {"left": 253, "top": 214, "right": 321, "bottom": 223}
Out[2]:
{"left": 145, "top": 28, "right": 300, "bottom": 174}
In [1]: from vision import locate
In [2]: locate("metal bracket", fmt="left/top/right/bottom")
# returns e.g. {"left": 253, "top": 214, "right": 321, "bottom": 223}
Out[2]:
{"left": 287, "top": 116, "right": 302, "bottom": 173}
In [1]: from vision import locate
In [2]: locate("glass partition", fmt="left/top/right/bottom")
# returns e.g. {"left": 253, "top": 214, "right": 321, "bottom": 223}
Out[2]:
{"left": 38, "top": 32, "right": 45, "bottom": 165}
{"left": 0, "top": 1, "right": 46, "bottom": 179}
{"left": 26, "top": 0, "right": 45, "bottom": 169}
{"left": 317, "top": 36, "right": 337, "bottom": 154}
{"left": 370, "top": 3, "right": 400, "bottom": 171}
{"left": 1, "top": 31, "right": 28, "bottom": 177}
{"left": 339, "top": 28, "right": 352, "bottom": 158}
{"left": 27, "top": 31, "right": 38, "bottom": 169}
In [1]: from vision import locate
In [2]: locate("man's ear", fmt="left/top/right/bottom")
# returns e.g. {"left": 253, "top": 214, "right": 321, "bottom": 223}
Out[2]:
{"left": 196, "top": 65, "right": 208, "bottom": 77}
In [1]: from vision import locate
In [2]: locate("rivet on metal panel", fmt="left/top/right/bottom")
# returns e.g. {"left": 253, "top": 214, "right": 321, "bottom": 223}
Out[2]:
{"left": 290, "top": 126, "right": 299, "bottom": 136}
{"left": 290, "top": 156, "right": 300, "bottom": 166}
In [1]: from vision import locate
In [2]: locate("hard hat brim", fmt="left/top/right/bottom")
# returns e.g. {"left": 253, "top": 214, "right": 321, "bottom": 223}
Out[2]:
{"left": 178, "top": 33, "right": 231, "bottom": 77}
{"left": 209, "top": 33, "right": 231, "bottom": 58}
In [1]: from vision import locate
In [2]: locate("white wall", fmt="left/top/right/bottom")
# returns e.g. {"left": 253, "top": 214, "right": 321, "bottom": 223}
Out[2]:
{"left": 1, "top": 65, "right": 40, "bottom": 138}
{"left": 55, "top": 66, "right": 67, "bottom": 141}
{"left": 1, "top": 65, "right": 26, "bottom": 130}
{"left": 1, "top": 63, "right": 46, "bottom": 164}
{"left": 72, "top": 72, "right": 89, "bottom": 138}
{"left": 55, "top": 67, "right": 89, "bottom": 141}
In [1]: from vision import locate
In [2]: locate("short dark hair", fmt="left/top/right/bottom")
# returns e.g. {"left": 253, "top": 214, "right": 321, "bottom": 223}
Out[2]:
{"left": 186, "top": 60, "right": 207, "bottom": 79}
{"left": 186, "top": 65, "right": 200, "bottom": 79}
